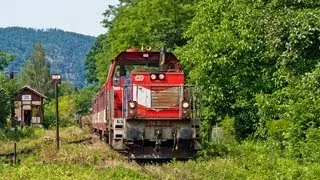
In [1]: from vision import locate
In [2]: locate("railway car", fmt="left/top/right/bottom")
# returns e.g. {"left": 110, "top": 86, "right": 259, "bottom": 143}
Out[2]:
{"left": 92, "top": 47, "right": 201, "bottom": 159}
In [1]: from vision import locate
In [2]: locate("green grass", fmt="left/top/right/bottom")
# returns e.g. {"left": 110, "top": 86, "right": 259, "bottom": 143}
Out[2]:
{"left": 0, "top": 126, "right": 151, "bottom": 180}
{"left": 2, "top": 127, "right": 320, "bottom": 179}
{"left": 0, "top": 160, "right": 149, "bottom": 180}
{"left": 146, "top": 141, "right": 320, "bottom": 180}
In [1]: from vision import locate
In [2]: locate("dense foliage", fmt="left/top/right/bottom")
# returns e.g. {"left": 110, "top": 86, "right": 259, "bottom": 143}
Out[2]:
{"left": 44, "top": 95, "right": 77, "bottom": 128}
{"left": 257, "top": 66, "right": 320, "bottom": 161}
{"left": 176, "top": 0, "right": 320, "bottom": 139}
{"left": 75, "top": 85, "right": 98, "bottom": 115}
{"left": 0, "top": 74, "right": 17, "bottom": 127}
{"left": 84, "top": 0, "right": 320, "bottom": 156}
{"left": 0, "top": 50, "right": 16, "bottom": 127}
{"left": 0, "top": 27, "right": 95, "bottom": 87}
{"left": 0, "top": 50, "right": 13, "bottom": 70}
{"left": 84, "top": 35, "right": 105, "bottom": 84}
{"left": 44, "top": 82, "right": 97, "bottom": 128}
{"left": 84, "top": 0, "right": 196, "bottom": 84}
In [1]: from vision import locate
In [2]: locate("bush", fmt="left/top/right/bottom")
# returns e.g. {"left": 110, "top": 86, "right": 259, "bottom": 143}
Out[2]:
{"left": 0, "top": 127, "right": 45, "bottom": 142}
{"left": 198, "top": 117, "right": 239, "bottom": 158}
{"left": 257, "top": 66, "right": 320, "bottom": 161}
{"left": 44, "top": 95, "right": 77, "bottom": 128}
{"left": 0, "top": 74, "right": 17, "bottom": 127}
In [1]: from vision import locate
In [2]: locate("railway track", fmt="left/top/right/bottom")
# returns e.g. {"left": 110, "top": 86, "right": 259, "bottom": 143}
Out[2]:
{"left": 2, "top": 134, "right": 161, "bottom": 179}
{"left": 0, "top": 136, "right": 93, "bottom": 164}
{"left": 127, "top": 156, "right": 159, "bottom": 179}
{"left": 118, "top": 152, "right": 161, "bottom": 180}
{"left": 93, "top": 132, "right": 161, "bottom": 179}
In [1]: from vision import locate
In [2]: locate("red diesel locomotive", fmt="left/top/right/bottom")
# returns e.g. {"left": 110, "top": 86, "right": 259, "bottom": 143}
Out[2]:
{"left": 92, "top": 48, "right": 201, "bottom": 159}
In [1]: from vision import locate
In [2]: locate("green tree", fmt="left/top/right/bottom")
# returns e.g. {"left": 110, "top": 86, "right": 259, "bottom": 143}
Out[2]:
{"left": 18, "top": 43, "right": 52, "bottom": 96}
{"left": 43, "top": 83, "right": 96, "bottom": 128}
{"left": 256, "top": 65, "right": 320, "bottom": 160}
{"left": 0, "top": 74, "right": 17, "bottom": 127}
{"left": 59, "top": 81, "right": 76, "bottom": 96}
{"left": 44, "top": 95, "right": 77, "bottom": 128}
{"left": 0, "top": 51, "right": 13, "bottom": 70}
{"left": 176, "top": 0, "right": 320, "bottom": 139}
{"left": 0, "top": 50, "right": 16, "bottom": 127}
{"left": 84, "top": 0, "right": 320, "bottom": 142}
{"left": 75, "top": 85, "right": 97, "bottom": 115}
{"left": 84, "top": 35, "right": 105, "bottom": 84}
{"left": 86, "top": 0, "right": 196, "bottom": 84}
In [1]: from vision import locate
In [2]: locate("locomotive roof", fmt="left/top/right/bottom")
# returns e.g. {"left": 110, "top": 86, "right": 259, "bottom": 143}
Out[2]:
{"left": 114, "top": 51, "right": 179, "bottom": 65}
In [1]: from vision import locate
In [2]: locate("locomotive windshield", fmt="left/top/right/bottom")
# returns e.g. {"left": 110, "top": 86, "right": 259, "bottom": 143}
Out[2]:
{"left": 110, "top": 51, "right": 181, "bottom": 85}
{"left": 116, "top": 60, "right": 178, "bottom": 71}
{"left": 113, "top": 63, "right": 158, "bottom": 85}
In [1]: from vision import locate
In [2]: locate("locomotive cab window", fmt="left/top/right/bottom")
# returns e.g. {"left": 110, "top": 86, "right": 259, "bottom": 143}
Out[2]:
{"left": 113, "top": 64, "right": 127, "bottom": 85}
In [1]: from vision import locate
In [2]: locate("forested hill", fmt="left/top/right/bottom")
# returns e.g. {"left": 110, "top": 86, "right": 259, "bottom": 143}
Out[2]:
{"left": 0, "top": 27, "right": 95, "bottom": 87}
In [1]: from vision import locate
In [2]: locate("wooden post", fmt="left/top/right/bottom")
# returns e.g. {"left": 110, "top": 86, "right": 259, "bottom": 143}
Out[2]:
{"left": 51, "top": 74, "right": 61, "bottom": 150}
{"left": 79, "top": 115, "right": 82, "bottom": 129}
{"left": 13, "top": 143, "right": 17, "bottom": 164}
{"left": 55, "top": 82, "right": 60, "bottom": 150}
{"left": 41, "top": 97, "right": 44, "bottom": 124}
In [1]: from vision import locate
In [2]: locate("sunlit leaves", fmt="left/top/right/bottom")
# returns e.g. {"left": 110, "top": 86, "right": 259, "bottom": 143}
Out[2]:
{"left": 176, "top": 0, "right": 320, "bottom": 139}
{"left": 0, "top": 74, "right": 17, "bottom": 127}
{"left": 257, "top": 66, "right": 320, "bottom": 158}
{"left": 0, "top": 50, "right": 16, "bottom": 127}
{"left": 86, "top": 0, "right": 196, "bottom": 84}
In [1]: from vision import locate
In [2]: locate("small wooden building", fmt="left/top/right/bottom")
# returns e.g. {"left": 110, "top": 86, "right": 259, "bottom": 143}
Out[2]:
{"left": 14, "top": 86, "right": 47, "bottom": 126}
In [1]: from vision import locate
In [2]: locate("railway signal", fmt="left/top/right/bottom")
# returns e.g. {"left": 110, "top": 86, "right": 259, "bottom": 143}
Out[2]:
{"left": 51, "top": 74, "right": 61, "bottom": 150}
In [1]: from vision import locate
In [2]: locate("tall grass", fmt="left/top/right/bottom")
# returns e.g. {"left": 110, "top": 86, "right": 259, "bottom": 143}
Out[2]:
{"left": 0, "top": 126, "right": 152, "bottom": 179}
{"left": 4, "top": 125, "right": 320, "bottom": 179}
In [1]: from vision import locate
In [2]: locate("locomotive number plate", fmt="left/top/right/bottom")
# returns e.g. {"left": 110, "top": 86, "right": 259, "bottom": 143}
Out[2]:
{"left": 146, "top": 121, "right": 171, "bottom": 127}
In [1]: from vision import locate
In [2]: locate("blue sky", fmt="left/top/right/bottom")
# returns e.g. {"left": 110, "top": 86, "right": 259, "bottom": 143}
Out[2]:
{"left": 0, "top": 0, "right": 119, "bottom": 36}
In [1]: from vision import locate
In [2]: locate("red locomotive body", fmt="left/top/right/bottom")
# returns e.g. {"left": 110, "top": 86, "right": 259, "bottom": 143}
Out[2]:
{"left": 92, "top": 48, "right": 201, "bottom": 159}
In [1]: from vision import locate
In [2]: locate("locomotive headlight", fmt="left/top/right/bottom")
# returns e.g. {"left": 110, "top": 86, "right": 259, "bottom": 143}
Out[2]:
{"left": 182, "top": 101, "right": 189, "bottom": 109}
{"left": 159, "top": 73, "right": 165, "bottom": 80}
{"left": 129, "top": 101, "right": 136, "bottom": 109}
{"left": 150, "top": 74, "right": 157, "bottom": 80}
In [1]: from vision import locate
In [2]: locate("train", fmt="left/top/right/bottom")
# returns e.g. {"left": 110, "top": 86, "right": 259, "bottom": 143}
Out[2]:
{"left": 91, "top": 47, "right": 201, "bottom": 159}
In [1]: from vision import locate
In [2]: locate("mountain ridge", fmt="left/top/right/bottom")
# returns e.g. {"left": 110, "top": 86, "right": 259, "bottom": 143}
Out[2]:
{"left": 0, "top": 27, "right": 96, "bottom": 87}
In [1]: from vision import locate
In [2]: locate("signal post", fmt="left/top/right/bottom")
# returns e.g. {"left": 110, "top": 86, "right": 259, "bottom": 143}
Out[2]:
{"left": 51, "top": 74, "right": 61, "bottom": 150}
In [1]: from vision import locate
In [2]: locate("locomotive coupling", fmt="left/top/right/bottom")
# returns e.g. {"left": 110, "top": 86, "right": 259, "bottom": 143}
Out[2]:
{"left": 155, "top": 129, "right": 162, "bottom": 151}
{"left": 154, "top": 129, "right": 162, "bottom": 137}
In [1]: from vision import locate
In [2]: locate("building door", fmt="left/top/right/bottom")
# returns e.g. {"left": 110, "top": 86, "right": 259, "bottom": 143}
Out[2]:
{"left": 24, "top": 110, "right": 32, "bottom": 126}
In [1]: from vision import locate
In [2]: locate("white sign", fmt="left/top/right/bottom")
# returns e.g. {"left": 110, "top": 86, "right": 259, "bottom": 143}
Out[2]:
{"left": 22, "top": 95, "right": 32, "bottom": 101}
{"left": 133, "top": 86, "right": 151, "bottom": 108}
{"left": 51, "top": 74, "right": 61, "bottom": 80}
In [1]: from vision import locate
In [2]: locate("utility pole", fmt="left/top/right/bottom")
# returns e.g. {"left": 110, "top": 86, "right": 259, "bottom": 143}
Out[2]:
{"left": 51, "top": 74, "right": 61, "bottom": 150}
